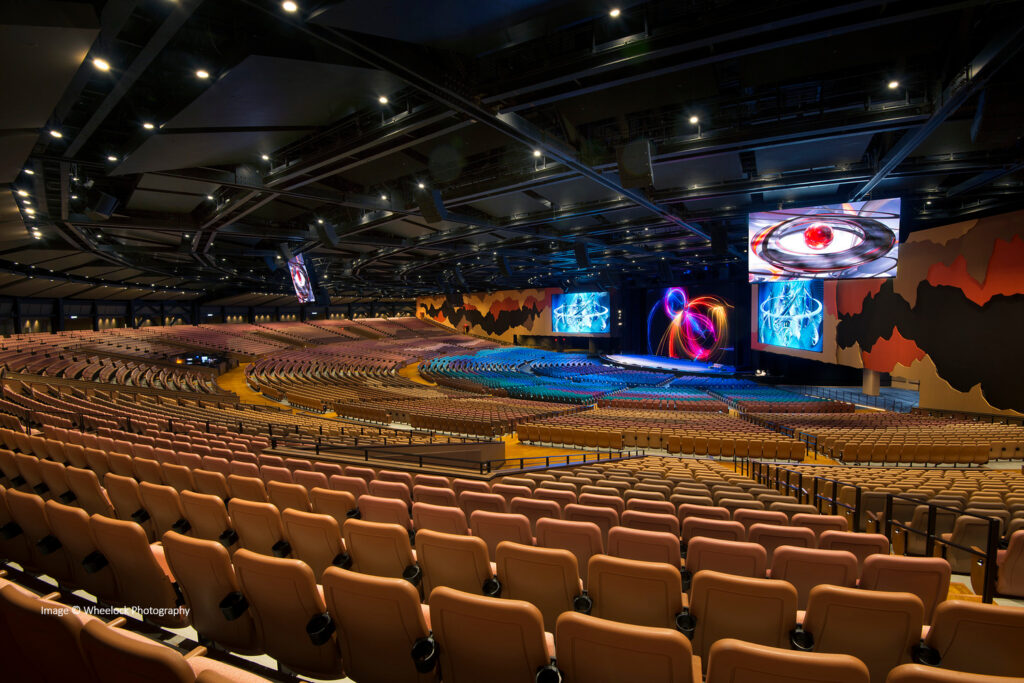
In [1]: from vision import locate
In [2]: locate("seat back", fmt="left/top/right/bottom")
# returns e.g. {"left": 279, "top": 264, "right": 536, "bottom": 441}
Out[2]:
{"left": 412, "top": 502, "right": 468, "bottom": 535}
{"left": 689, "top": 570, "right": 798, "bottom": 670}
{"left": 564, "top": 503, "right": 618, "bottom": 546}
{"left": 281, "top": 509, "right": 344, "bottom": 579}
{"left": 43, "top": 499, "right": 117, "bottom": 600}
{"left": 608, "top": 526, "right": 681, "bottom": 567}
{"left": 227, "top": 499, "right": 287, "bottom": 557}
{"left": 769, "top": 546, "right": 858, "bottom": 611}
{"left": 360, "top": 494, "right": 412, "bottom": 530}
{"left": 309, "top": 487, "right": 357, "bottom": 530}
{"left": 180, "top": 491, "right": 235, "bottom": 548}
{"left": 733, "top": 509, "right": 789, "bottom": 532}
{"left": 803, "top": 584, "right": 923, "bottom": 683}
{"left": 138, "top": 482, "right": 189, "bottom": 540}
{"left": 412, "top": 485, "right": 456, "bottom": 507}
{"left": 685, "top": 537, "right": 767, "bottom": 582}
{"left": 884, "top": 663, "right": 1012, "bottom": 683}
{"left": 682, "top": 517, "right": 745, "bottom": 545}
{"left": 428, "top": 586, "right": 551, "bottom": 683}
{"left": 509, "top": 497, "right": 560, "bottom": 535}
{"left": 555, "top": 611, "right": 699, "bottom": 683}
{"left": 321, "top": 567, "right": 433, "bottom": 683}
{"left": 231, "top": 549, "right": 343, "bottom": 679}
{"left": 791, "top": 513, "right": 848, "bottom": 540}
{"left": 496, "top": 541, "right": 579, "bottom": 632}
{"left": 859, "top": 555, "right": 950, "bottom": 624}
{"left": 588, "top": 554, "right": 684, "bottom": 628}
{"left": 341, "top": 518, "right": 416, "bottom": 579}
{"left": 535, "top": 517, "right": 603, "bottom": 587}
{"left": 996, "top": 529, "right": 1024, "bottom": 597}
{"left": 5, "top": 488, "right": 73, "bottom": 581}
{"left": 267, "top": 481, "right": 312, "bottom": 513}
{"left": 469, "top": 510, "right": 533, "bottom": 557}
{"left": 818, "top": 531, "right": 890, "bottom": 572}
{"left": 704, "top": 638, "right": 869, "bottom": 683}
{"left": 79, "top": 620, "right": 197, "bottom": 683}
{"left": 621, "top": 509, "right": 680, "bottom": 537}
{"left": 415, "top": 528, "right": 494, "bottom": 600}
{"left": 161, "top": 531, "right": 258, "bottom": 654}
{"left": 924, "top": 600, "right": 1024, "bottom": 677}
{"left": 747, "top": 523, "right": 816, "bottom": 563}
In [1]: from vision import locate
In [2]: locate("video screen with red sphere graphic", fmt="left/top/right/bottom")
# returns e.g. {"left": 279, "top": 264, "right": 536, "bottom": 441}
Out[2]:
{"left": 287, "top": 253, "right": 315, "bottom": 304}
{"left": 748, "top": 198, "right": 900, "bottom": 282}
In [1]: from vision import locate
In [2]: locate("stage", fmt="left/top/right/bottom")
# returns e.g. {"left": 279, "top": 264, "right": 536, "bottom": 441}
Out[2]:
{"left": 602, "top": 354, "right": 738, "bottom": 376}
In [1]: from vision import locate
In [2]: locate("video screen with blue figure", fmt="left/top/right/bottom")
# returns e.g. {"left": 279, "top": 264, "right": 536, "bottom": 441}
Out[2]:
{"left": 758, "top": 280, "right": 824, "bottom": 352}
{"left": 551, "top": 291, "right": 610, "bottom": 334}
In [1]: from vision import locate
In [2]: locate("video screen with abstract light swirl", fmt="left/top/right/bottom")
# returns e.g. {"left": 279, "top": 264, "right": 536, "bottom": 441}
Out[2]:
{"left": 647, "top": 288, "right": 731, "bottom": 362}
{"left": 748, "top": 198, "right": 900, "bottom": 282}
{"left": 757, "top": 280, "right": 824, "bottom": 352}
{"left": 287, "top": 253, "right": 315, "bottom": 304}
{"left": 551, "top": 291, "right": 611, "bottom": 334}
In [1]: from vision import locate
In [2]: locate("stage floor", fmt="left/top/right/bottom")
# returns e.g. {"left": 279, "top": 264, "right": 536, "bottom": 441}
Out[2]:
{"left": 602, "top": 354, "right": 737, "bottom": 375}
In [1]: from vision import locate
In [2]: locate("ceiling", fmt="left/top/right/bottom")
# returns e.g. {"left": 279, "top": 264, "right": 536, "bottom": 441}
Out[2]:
{"left": 4, "top": 0, "right": 1024, "bottom": 302}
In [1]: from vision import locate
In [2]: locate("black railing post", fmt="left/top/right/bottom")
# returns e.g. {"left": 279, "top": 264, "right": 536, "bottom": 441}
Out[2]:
{"left": 883, "top": 494, "right": 894, "bottom": 540}
{"left": 853, "top": 485, "right": 863, "bottom": 532}
{"left": 982, "top": 518, "right": 999, "bottom": 604}
{"left": 924, "top": 505, "right": 937, "bottom": 557}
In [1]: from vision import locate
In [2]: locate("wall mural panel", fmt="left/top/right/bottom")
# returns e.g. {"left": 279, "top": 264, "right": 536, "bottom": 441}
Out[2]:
{"left": 416, "top": 289, "right": 557, "bottom": 342}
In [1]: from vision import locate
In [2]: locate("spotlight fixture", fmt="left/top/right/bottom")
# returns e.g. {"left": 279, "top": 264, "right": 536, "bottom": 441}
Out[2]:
{"left": 688, "top": 115, "right": 699, "bottom": 124}
{"left": 92, "top": 57, "right": 110, "bottom": 71}
{"left": 71, "top": 194, "right": 78, "bottom": 199}
{"left": 16, "top": 190, "right": 28, "bottom": 197}
{"left": 142, "top": 122, "right": 155, "bottom": 130}
{"left": 282, "top": 0, "right": 298, "bottom": 11}
{"left": 107, "top": 155, "right": 118, "bottom": 162}
{"left": 417, "top": 182, "right": 425, "bottom": 189}
{"left": 888, "top": 80, "right": 900, "bottom": 89}
{"left": 609, "top": 8, "right": 621, "bottom": 17}
{"left": 261, "top": 154, "right": 270, "bottom": 161}
{"left": 206, "top": 195, "right": 214, "bottom": 200}
{"left": 195, "top": 69, "right": 210, "bottom": 79}
{"left": 24, "top": 169, "right": 34, "bottom": 175}
{"left": 380, "top": 194, "right": 388, "bottom": 201}
{"left": 49, "top": 129, "right": 63, "bottom": 138}
{"left": 533, "top": 149, "right": 542, "bottom": 157}
{"left": 378, "top": 95, "right": 389, "bottom": 104}
{"left": 24, "top": 208, "right": 35, "bottom": 215}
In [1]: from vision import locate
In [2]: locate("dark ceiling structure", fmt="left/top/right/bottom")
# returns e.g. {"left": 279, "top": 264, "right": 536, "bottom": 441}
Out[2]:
{"left": 3, "top": 0, "right": 1024, "bottom": 302}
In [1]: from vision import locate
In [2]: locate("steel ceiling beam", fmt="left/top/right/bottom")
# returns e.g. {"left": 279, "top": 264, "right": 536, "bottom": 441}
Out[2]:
{"left": 850, "top": 20, "right": 1024, "bottom": 201}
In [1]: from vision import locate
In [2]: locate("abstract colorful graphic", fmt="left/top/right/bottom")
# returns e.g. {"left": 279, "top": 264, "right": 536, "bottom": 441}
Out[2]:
{"left": 551, "top": 292, "right": 610, "bottom": 334}
{"left": 758, "top": 280, "right": 824, "bottom": 352}
{"left": 646, "top": 288, "right": 730, "bottom": 361}
{"left": 749, "top": 198, "right": 900, "bottom": 281}
{"left": 287, "top": 254, "right": 315, "bottom": 304}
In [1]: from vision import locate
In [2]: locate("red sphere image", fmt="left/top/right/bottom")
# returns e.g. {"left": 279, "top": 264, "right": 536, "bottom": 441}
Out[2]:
{"left": 803, "top": 222, "right": 834, "bottom": 250}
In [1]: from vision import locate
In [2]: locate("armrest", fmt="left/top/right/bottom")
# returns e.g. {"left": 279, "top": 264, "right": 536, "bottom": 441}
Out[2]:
{"left": 969, "top": 550, "right": 989, "bottom": 596}
{"left": 183, "top": 646, "right": 208, "bottom": 660}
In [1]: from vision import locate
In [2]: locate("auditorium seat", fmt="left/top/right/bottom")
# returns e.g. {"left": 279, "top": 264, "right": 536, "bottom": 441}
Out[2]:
{"left": 704, "top": 638, "right": 869, "bottom": 683}
{"left": 359, "top": 495, "right": 413, "bottom": 534}
{"left": 139, "top": 482, "right": 191, "bottom": 540}
{"left": 885, "top": 663, "right": 1015, "bottom": 682}
{"left": 555, "top": 611, "right": 701, "bottom": 683}
{"left": 579, "top": 492, "right": 626, "bottom": 516}
{"left": 89, "top": 514, "right": 188, "bottom": 627}
{"left": 4, "top": 488, "right": 73, "bottom": 581}
{"left": 747, "top": 523, "right": 816, "bottom": 563}
{"left": 43, "top": 499, "right": 118, "bottom": 600}
{"left": 193, "top": 470, "right": 231, "bottom": 501}
{"left": 923, "top": 601, "right": 1024, "bottom": 677}
{"left": 267, "top": 480, "right": 312, "bottom": 513}
{"left": 161, "top": 531, "right": 260, "bottom": 654}
{"left": 342, "top": 518, "right": 418, "bottom": 580}
{"left": 65, "top": 466, "right": 115, "bottom": 516}
{"left": 226, "top": 549, "right": 345, "bottom": 679}
{"left": 535, "top": 518, "right": 604, "bottom": 586}
{"left": 587, "top": 554, "right": 686, "bottom": 629}
{"left": 37, "top": 459, "right": 73, "bottom": 501}
{"left": 104, "top": 473, "right": 157, "bottom": 541}
{"left": 321, "top": 567, "right": 434, "bottom": 683}
{"left": 495, "top": 541, "right": 580, "bottom": 632}
{"left": 936, "top": 516, "right": 994, "bottom": 573}
{"left": 733, "top": 509, "right": 789, "bottom": 532}
{"left": 470, "top": 510, "right": 534, "bottom": 556}
{"left": 621, "top": 509, "right": 681, "bottom": 537}
{"left": 687, "top": 570, "right": 798, "bottom": 672}
{"left": 369, "top": 480, "right": 413, "bottom": 509}
{"left": 608, "top": 526, "right": 681, "bottom": 567}
{"left": 293, "top": 470, "right": 328, "bottom": 491}
{"left": 678, "top": 503, "right": 731, "bottom": 525}
{"left": 452, "top": 478, "right": 490, "bottom": 496}
{"left": 412, "top": 484, "right": 457, "bottom": 507}
{"left": 226, "top": 474, "right": 268, "bottom": 503}
{"left": 181, "top": 491, "right": 238, "bottom": 549}
{"left": 281, "top": 508, "right": 346, "bottom": 579}
{"left": 681, "top": 517, "right": 746, "bottom": 549}
{"left": 859, "top": 555, "right": 950, "bottom": 623}
{"left": 769, "top": 546, "right": 858, "bottom": 610}
{"left": 819, "top": 531, "right": 891, "bottom": 572}
{"left": 415, "top": 529, "right": 497, "bottom": 600}
{"left": 309, "top": 487, "right": 357, "bottom": 530}
{"left": 329, "top": 474, "right": 369, "bottom": 500}
{"left": 792, "top": 513, "right": 848, "bottom": 540}
{"left": 428, "top": 586, "right": 555, "bottom": 683}
{"left": 682, "top": 537, "right": 767, "bottom": 589}
{"left": 800, "top": 585, "right": 924, "bottom": 683}
{"left": 493, "top": 484, "right": 533, "bottom": 505}
{"left": 412, "top": 501, "right": 468, "bottom": 535}
{"left": 227, "top": 499, "right": 290, "bottom": 557}
{"left": 509, "top": 497, "right": 561, "bottom": 535}
{"left": 161, "top": 463, "right": 196, "bottom": 493}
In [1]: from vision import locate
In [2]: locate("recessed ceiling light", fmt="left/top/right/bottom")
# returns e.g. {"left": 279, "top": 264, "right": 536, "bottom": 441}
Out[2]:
{"left": 317, "top": 218, "right": 324, "bottom": 224}
{"left": 533, "top": 149, "right": 542, "bottom": 157}
{"left": 107, "top": 155, "right": 118, "bottom": 162}
{"left": 261, "top": 154, "right": 270, "bottom": 161}
{"left": 282, "top": 0, "right": 298, "bottom": 11}
{"left": 888, "top": 80, "right": 900, "bottom": 89}
{"left": 25, "top": 208, "right": 35, "bottom": 215}
{"left": 417, "top": 182, "right": 425, "bottom": 189}
{"left": 143, "top": 122, "right": 155, "bottom": 130}
{"left": 49, "top": 129, "right": 63, "bottom": 138}
{"left": 689, "top": 115, "right": 699, "bottom": 124}
{"left": 206, "top": 195, "right": 214, "bottom": 200}
{"left": 24, "top": 169, "right": 34, "bottom": 175}
{"left": 380, "top": 194, "right": 388, "bottom": 200}
{"left": 378, "top": 95, "right": 389, "bottom": 104}
{"left": 16, "top": 190, "right": 28, "bottom": 197}
{"left": 92, "top": 57, "right": 111, "bottom": 71}
{"left": 71, "top": 194, "right": 78, "bottom": 199}
{"left": 195, "top": 69, "right": 210, "bottom": 79}
{"left": 609, "top": 8, "right": 621, "bottom": 17}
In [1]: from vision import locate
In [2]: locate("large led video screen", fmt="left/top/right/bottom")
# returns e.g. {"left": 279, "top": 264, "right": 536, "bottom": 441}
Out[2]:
{"left": 646, "top": 287, "right": 730, "bottom": 361}
{"left": 551, "top": 291, "right": 610, "bottom": 334}
{"left": 287, "top": 253, "right": 315, "bottom": 304}
{"left": 757, "top": 280, "right": 824, "bottom": 352}
{"left": 749, "top": 198, "right": 900, "bottom": 282}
